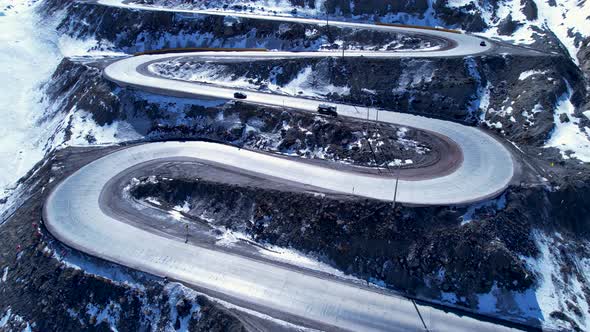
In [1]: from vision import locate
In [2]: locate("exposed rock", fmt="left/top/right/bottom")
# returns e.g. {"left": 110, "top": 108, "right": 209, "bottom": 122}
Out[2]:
{"left": 176, "top": 297, "right": 192, "bottom": 317}
{"left": 521, "top": 0, "right": 538, "bottom": 21}
{"left": 560, "top": 113, "right": 570, "bottom": 123}
{"left": 578, "top": 37, "right": 590, "bottom": 80}
{"left": 497, "top": 14, "right": 521, "bottom": 36}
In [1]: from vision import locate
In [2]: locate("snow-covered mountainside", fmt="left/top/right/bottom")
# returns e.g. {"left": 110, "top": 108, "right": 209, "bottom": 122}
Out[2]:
{"left": 0, "top": 0, "right": 62, "bottom": 204}
{"left": 0, "top": 0, "right": 128, "bottom": 217}
{"left": 0, "top": 0, "right": 589, "bottom": 331}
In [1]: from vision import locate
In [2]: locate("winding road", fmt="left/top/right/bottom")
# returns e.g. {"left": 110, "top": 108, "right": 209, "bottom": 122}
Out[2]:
{"left": 44, "top": 1, "right": 530, "bottom": 331}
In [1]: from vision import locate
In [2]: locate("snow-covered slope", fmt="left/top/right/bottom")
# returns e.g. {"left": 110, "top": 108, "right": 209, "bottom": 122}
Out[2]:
{"left": 0, "top": 0, "right": 139, "bottom": 217}
{"left": 448, "top": 0, "right": 589, "bottom": 63}
{"left": 0, "top": 0, "right": 63, "bottom": 202}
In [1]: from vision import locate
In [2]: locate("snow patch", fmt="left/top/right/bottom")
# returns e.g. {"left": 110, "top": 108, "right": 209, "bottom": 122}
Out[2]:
{"left": 173, "top": 201, "right": 191, "bottom": 213}
{"left": 1, "top": 266, "right": 8, "bottom": 282}
{"left": 258, "top": 244, "right": 355, "bottom": 280}
{"left": 86, "top": 301, "right": 121, "bottom": 330}
{"left": 544, "top": 82, "right": 590, "bottom": 162}
{"left": 533, "top": 0, "right": 590, "bottom": 62}
{"left": 460, "top": 194, "right": 506, "bottom": 225}
{"left": 519, "top": 70, "right": 547, "bottom": 81}
{"left": 214, "top": 227, "right": 251, "bottom": 247}
{"left": 66, "top": 109, "right": 143, "bottom": 146}
{"left": 145, "top": 197, "right": 161, "bottom": 206}
{"left": 0, "top": 1, "right": 63, "bottom": 196}
{"left": 522, "top": 231, "right": 590, "bottom": 330}
{"left": 51, "top": 246, "right": 147, "bottom": 290}
{"left": 163, "top": 283, "right": 201, "bottom": 331}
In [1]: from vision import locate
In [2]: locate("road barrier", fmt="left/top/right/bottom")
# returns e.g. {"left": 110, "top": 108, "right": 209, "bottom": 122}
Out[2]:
{"left": 374, "top": 22, "right": 462, "bottom": 34}
{"left": 134, "top": 47, "right": 269, "bottom": 56}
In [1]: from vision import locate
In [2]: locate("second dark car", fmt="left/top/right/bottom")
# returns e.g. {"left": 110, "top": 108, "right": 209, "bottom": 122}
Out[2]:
{"left": 317, "top": 104, "right": 338, "bottom": 117}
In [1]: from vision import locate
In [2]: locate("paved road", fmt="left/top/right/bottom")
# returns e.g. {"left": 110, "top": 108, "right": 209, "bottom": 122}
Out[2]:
{"left": 97, "top": 0, "right": 516, "bottom": 205}
{"left": 45, "top": 142, "right": 525, "bottom": 332}
{"left": 90, "top": 0, "right": 494, "bottom": 57}
{"left": 105, "top": 53, "right": 514, "bottom": 205}
{"left": 44, "top": 1, "right": 528, "bottom": 331}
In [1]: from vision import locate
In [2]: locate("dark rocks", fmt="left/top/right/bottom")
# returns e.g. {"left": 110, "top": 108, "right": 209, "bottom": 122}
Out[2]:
{"left": 521, "top": 0, "right": 538, "bottom": 21}
{"left": 433, "top": 1, "right": 489, "bottom": 32}
{"left": 176, "top": 297, "right": 192, "bottom": 317}
{"left": 577, "top": 37, "right": 590, "bottom": 80}
{"left": 47, "top": 59, "right": 121, "bottom": 128}
{"left": 497, "top": 15, "right": 522, "bottom": 36}
{"left": 560, "top": 113, "right": 570, "bottom": 123}
{"left": 477, "top": 54, "right": 586, "bottom": 146}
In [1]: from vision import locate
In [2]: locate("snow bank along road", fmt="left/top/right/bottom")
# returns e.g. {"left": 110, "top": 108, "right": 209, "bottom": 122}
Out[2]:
{"left": 43, "top": 2, "right": 526, "bottom": 331}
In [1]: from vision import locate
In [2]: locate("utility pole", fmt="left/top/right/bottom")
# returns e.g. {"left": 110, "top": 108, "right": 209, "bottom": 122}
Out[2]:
{"left": 370, "top": 96, "right": 377, "bottom": 121}
{"left": 185, "top": 224, "right": 189, "bottom": 244}
{"left": 325, "top": 3, "right": 329, "bottom": 27}
{"left": 392, "top": 164, "right": 400, "bottom": 209}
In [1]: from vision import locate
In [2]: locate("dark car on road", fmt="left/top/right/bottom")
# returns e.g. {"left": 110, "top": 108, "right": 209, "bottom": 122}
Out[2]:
{"left": 234, "top": 92, "right": 247, "bottom": 99}
{"left": 317, "top": 104, "right": 338, "bottom": 117}
{"left": 480, "top": 41, "right": 487, "bottom": 47}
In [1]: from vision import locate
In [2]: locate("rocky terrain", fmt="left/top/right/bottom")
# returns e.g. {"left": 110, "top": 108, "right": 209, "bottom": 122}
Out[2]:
{"left": 0, "top": 0, "right": 589, "bottom": 331}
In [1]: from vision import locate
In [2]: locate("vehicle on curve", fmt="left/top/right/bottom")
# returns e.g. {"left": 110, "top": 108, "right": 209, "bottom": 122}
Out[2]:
{"left": 318, "top": 104, "right": 338, "bottom": 117}
{"left": 480, "top": 41, "right": 487, "bottom": 47}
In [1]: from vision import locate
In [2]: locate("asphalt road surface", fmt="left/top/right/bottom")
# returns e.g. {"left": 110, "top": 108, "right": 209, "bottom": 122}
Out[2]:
{"left": 44, "top": 2, "right": 531, "bottom": 331}
{"left": 45, "top": 142, "right": 525, "bottom": 332}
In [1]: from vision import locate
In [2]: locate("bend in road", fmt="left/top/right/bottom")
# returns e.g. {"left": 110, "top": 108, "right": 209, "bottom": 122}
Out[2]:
{"left": 43, "top": 2, "right": 531, "bottom": 331}
{"left": 44, "top": 142, "right": 526, "bottom": 332}
{"left": 105, "top": 54, "right": 515, "bottom": 205}
{"left": 88, "top": 0, "right": 494, "bottom": 57}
